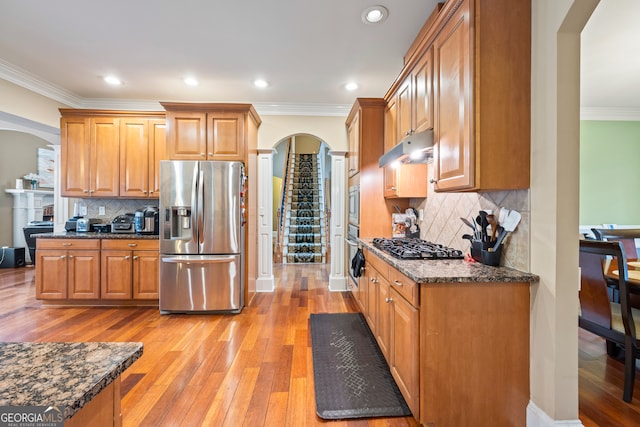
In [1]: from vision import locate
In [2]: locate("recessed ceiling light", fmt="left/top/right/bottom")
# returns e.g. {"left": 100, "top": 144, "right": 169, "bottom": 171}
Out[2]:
{"left": 104, "top": 75, "right": 122, "bottom": 86}
{"left": 254, "top": 79, "right": 269, "bottom": 88}
{"left": 362, "top": 6, "right": 388, "bottom": 24}
{"left": 345, "top": 82, "right": 359, "bottom": 91}
{"left": 184, "top": 77, "right": 199, "bottom": 86}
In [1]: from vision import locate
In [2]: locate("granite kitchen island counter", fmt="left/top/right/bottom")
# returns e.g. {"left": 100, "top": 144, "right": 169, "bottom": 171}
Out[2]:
{"left": 0, "top": 342, "right": 142, "bottom": 424}
{"left": 359, "top": 238, "right": 539, "bottom": 284}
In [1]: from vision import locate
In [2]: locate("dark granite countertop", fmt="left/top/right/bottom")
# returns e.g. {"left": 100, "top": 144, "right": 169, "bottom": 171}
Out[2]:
{"left": 0, "top": 342, "right": 142, "bottom": 420}
{"left": 359, "top": 238, "right": 539, "bottom": 284}
{"left": 36, "top": 232, "right": 158, "bottom": 240}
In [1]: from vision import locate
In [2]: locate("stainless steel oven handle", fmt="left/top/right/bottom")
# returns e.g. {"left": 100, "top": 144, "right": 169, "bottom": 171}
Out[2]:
{"left": 345, "top": 239, "right": 358, "bottom": 247}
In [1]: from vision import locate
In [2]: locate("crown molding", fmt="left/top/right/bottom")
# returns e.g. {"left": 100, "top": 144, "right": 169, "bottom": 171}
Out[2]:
{"left": 0, "top": 60, "right": 350, "bottom": 116}
{"left": 580, "top": 107, "right": 640, "bottom": 121}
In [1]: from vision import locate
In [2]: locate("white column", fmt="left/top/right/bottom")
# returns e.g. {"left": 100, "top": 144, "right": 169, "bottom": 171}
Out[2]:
{"left": 256, "top": 149, "right": 275, "bottom": 292}
{"left": 328, "top": 150, "right": 347, "bottom": 291}
{"left": 4, "top": 189, "right": 54, "bottom": 262}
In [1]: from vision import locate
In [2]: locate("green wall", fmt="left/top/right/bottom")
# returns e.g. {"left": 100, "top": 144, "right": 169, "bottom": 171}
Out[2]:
{"left": 580, "top": 121, "right": 640, "bottom": 225}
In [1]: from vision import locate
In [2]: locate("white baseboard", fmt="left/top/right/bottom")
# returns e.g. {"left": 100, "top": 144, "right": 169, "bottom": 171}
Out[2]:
{"left": 256, "top": 276, "right": 275, "bottom": 292}
{"left": 527, "top": 401, "right": 584, "bottom": 427}
{"left": 328, "top": 276, "right": 347, "bottom": 291}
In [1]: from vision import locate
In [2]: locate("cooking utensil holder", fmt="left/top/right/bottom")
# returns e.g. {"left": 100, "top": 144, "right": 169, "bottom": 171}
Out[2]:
{"left": 470, "top": 240, "right": 491, "bottom": 262}
{"left": 481, "top": 244, "right": 503, "bottom": 266}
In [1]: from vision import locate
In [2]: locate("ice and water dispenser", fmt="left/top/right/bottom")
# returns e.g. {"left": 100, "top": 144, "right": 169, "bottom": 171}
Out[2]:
{"left": 164, "top": 206, "right": 192, "bottom": 239}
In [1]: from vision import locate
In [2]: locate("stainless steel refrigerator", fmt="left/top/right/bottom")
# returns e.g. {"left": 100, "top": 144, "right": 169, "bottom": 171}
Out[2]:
{"left": 159, "top": 160, "right": 245, "bottom": 314}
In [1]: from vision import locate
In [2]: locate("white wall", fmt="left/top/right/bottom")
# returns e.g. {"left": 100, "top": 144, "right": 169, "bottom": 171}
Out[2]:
{"left": 257, "top": 115, "right": 347, "bottom": 151}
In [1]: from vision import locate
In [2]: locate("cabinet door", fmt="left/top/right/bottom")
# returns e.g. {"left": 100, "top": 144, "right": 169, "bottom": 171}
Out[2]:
{"left": 376, "top": 276, "right": 392, "bottom": 362}
{"left": 433, "top": 1, "right": 472, "bottom": 191}
{"left": 383, "top": 166, "right": 399, "bottom": 197}
{"left": 167, "top": 111, "right": 207, "bottom": 159}
{"left": 119, "top": 119, "right": 149, "bottom": 198}
{"left": 90, "top": 118, "right": 120, "bottom": 197}
{"left": 149, "top": 119, "right": 167, "bottom": 197}
{"left": 390, "top": 288, "right": 420, "bottom": 416}
{"left": 397, "top": 77, "right": 412, "bottom": 140}
{"left": 60, "top": 117, "right": 91, "bottom": 197}
{"left": 68, "top": 250, "right": 100, "bottom": 299}
{"left": 347, "top": 110, "right": 360, "bottom": 177}
{"left": 133, "top": 251, "right": 159, "bottom": 299}
{"left": 206, "top": 112, "right": 244, "bottom": 160}
{"left": 35, "top": 250, "right": 68, "bottom": 299}
{"left": 384, "top": 98, "right": 398, "bottom": 152}
{"left": 413, "top": 47, "right": 434, "bottom": 134}
{"left": 101, "top": 250, "right": 132, "bottom": 299}
{"left": 364, "top": 267, "right": 377, "bottom": 331}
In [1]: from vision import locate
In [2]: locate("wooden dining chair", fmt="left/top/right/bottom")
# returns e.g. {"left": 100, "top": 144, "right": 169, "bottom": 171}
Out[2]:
{"left": 579, "top": 240, "right": 640, "bottom": 402}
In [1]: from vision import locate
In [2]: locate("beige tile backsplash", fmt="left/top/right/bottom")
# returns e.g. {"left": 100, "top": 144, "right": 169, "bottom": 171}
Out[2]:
{"left": 73, "top": 199, "right": 158, "bottom": 223}
{"left": 413, "top": 170, "right": 530, "bottom": 272}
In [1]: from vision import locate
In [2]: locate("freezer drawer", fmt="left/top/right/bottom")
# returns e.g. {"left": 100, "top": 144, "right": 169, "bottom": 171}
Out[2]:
{"left": 160, "top": 254, "right": 243, "bottom": 313}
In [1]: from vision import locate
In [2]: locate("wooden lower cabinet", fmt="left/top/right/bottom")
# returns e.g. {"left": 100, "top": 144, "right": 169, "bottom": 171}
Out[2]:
{"left": 363, "top": 250, "right": 420, "bottom": 417}
{"left": 101, "top": 240, "right": 159, "bottom": 300}
{"left": 36, "top": 239, "right": 100, "bottom": 299}
{"left": 36, "top": 238, "right": 158, "bottom": 303}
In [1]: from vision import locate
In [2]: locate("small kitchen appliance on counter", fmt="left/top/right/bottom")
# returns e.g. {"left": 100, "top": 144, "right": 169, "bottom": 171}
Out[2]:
{"left": 135, "top": 206, "right": 159, "bottom": 235}
{"left": 111, "top": 214, "right": 136, "bottom": 233}
{"left": 76, "top": 218, "right": 101, "bottom": 233}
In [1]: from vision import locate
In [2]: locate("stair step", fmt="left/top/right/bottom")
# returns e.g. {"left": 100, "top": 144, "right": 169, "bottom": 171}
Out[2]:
{"left": 286, "top": 253, "right": 323, "bottom": 263}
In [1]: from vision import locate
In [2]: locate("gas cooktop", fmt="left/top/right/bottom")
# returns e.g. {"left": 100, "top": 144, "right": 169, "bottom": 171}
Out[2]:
{"left": 372, "top": 237, "right": 463, "bottom": 260}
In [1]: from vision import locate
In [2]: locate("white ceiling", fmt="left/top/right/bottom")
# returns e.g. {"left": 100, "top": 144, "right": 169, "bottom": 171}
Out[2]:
{"left": 0, "top": 0, "right": 638, "bottom": 118}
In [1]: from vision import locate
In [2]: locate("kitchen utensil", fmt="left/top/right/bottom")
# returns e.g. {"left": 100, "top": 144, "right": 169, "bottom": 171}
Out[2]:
{"left": 478, "top": 211, "right": 489, "bottom": 242}
{"left": 498, "top": 207, "right": 509, "bottom": 225}
{"left": 462, "top": 234, "right": 474, "bottom": 241}
{"left": 491, "top": 210, "right": 522, "bottom": 250}
{"left": 460, "top": 217, "right": 475, "bottom": 231}
{"left": 487, "top": 214, "right": 498, "bottom": 242}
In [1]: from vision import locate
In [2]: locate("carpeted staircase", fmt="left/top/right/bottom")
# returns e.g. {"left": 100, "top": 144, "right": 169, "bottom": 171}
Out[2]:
{"left": 283, "top": 153, "right": 326, "bottom": 263}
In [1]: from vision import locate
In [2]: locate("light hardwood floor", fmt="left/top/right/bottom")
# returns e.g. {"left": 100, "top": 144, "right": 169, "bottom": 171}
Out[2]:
{"left": 1, "top": 264, "right": 639, "bottom": 426}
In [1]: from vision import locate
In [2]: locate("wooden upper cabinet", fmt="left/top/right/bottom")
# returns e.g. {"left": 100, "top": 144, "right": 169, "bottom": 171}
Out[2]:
{"left": 166, "top": 111, "right": 207, "bottom": 159}
{"left": 384, "top": 98, "right": 398, "bottom": 153}
{"left": 207, "top": 112, "right": 244, "bottom": 160}
{"left": 433, "top": 1, "right": 472, "bottom": 191}
{"left": 163, "top": 103, "right": 255, "bottom": 162}
{"left": 61, "top": 116, "right": 119, "bottom": 197}
{"left": 149, "top": 120, "right": 167, "bottom": 196}
{"left": 431, "top": 0, "right": 531, "bottom": 191}
{"left": 396, "top": 77, "right": 412, "bottom": 141}
{"left": 120, "top": 118, "right": 167, "bottom": 198}
{"left": 384, "top": 164, "right": 428, "bottom": 199}
{"left": 412, "top": 47, "right": 434, "bottom": 135}
{"left": 347, "top": 111, "right": 360, "bottom": 177}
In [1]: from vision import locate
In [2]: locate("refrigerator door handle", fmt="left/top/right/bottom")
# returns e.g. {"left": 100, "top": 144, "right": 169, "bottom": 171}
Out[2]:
{"left": 196, "top": 167, "right": 205, "bottom": 247}
{"left": 161, "top": 255, "right": 236, "bottom": 264}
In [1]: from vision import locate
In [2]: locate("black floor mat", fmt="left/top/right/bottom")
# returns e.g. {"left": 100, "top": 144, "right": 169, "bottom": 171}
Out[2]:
{"left": 310, "top": 312, "right": 412, "bottom": 420}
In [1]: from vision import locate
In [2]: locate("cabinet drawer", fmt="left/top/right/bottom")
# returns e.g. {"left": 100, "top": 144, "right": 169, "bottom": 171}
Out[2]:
{"left": 36, "top": 239, "right": 100, "bottom": 250}
{"left": 366, "top": 250, "right": 389, "bottom": 281}
{"left": 389, "top": 267, "right": 418, "bottom": 307}
{"left": 101, "top": 239, "right": 158, "bottom": 251}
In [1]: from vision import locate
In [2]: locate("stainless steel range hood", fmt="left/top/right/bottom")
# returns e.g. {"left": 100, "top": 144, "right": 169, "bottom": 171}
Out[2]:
{"left": 378, "top": 129, "right": 434, "bottom": 168}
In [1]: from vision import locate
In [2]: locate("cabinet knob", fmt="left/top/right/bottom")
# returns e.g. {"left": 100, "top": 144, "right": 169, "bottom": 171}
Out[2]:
{"left": 62, "top": 243, "right": 71, "bottom": 247}
{"left": 68, "top": 255, "right": 74, "bottom": 259}
{"left": 394, "top": 280, "right": 403, "bottom": 287}
{"left": 208, "top": 152, "right": 213, "bottom": 157}
{"left": 391, "top": 186, "right": 396, "bottom": 190}
{"left": 128, "top": 243, "right": 137, "bottom": 247}
{"left": 89, "top": 189, "right": 95, "bottom": 194}
{"left": 124, "top": 255, "right": 130, "bottom": 260}
{"left": 429, "top": 179, "right": 438, "bottom": 184}
{"left": 133, "top": 256, "right": 139, "bottom": 260}
{"left": 149, "top": 191, "right": 154, "bottom": 194}
{"left": 142, "top": 190, "right": 147, "bottom": 194}
{"left": 385, "top": 297, "right": 392, "bottom": 303}
{"left": 82, "top": 190, "right": 89, "bottom": 193}
{"left": 200, "top": 153, "right": 206, "bottom": 157}
{"left": 60, "top": 255, "right": 66, "bottom": 259}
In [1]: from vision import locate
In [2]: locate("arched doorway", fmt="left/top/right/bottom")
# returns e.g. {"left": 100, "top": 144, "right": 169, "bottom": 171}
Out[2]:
{"left": 255, "top": 134, "right": 347, "bottom": 293}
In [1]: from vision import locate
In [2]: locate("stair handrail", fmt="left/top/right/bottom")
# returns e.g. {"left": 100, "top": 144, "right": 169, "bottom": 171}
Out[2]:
{"left": 275, "top": 139, "right": 292, "bottom": 262}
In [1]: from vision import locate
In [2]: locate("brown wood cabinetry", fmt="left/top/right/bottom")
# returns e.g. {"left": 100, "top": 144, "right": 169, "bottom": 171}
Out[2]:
{"left": 347, "top": 111, "right": 360, "bottom": 177}
{"left": 384, "top": 48, "right": 434, "bottom": 152}
{"left": 119, "top": 118, "right": 167, "bottom": 198}
{"left": 383, "top": 164, "right": 428, "bottom": 198}
{"left": 384, "top": 0, "right": 530, "bottom": 192}
{"left": 60, "top": 116, "right": 120, "bottom": 197}
{"left": 101, "top": 239, "right": 159, "bottom": 300}
{"left": 362, "top": 249, "right": 420, "bottom": 417}
{"left": 432, "top": 0, "right": 530, "bottom": 191}
{"left": 162, "top": 103, "right": 249, "bottom": 161}
{"left": 59, "top": 110, "right": 166, "bottom": 198}
{"left": 35, "top": 239, "right": 100, "bottom": 299}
